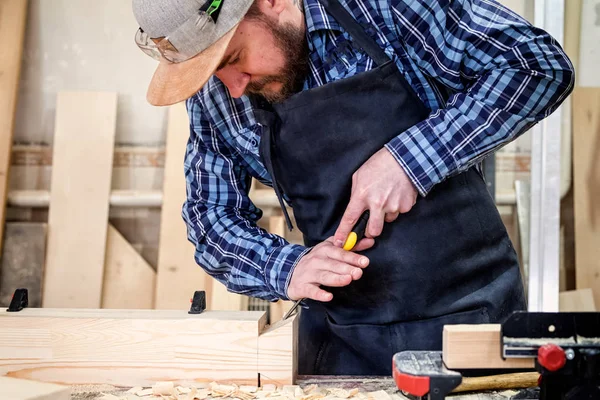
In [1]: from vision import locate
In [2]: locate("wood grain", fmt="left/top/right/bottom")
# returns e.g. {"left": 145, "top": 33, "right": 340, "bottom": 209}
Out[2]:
{"left": 42, "top": 92, "right": 117, "bottom": 308}
{"left": 443, "top": 325, "right": 534, "bottom": 369}
{"left": 560, "top": 289, "right": 597, "bottom": 312}
{"left": 0, "top": 309, "right": 267, "bottom": 386}
{"left": 0, "top": 0, "right": 28, "bottom": 255}
{"left": 101, "top": 224, "right": 156, "bottom": 309}
{"left": 0, "top": 223, "right": 47, "bottom": 308}
{"left": 0, "top": 376, "right": 70, "bottom": 400}
{"left": 573, "top": 89, "right": 600, "bottom": 308}
{"left": 258, "top": 314, "right": 298, "bottom": 386}
{"left": 155, "top": 102, "right": 212, "bottom": 310}
{"left": 210, "top": 283, "right": 249, "bottom": 311}
{"left": 453, "top": 372, "right": 539, "bottom": 393}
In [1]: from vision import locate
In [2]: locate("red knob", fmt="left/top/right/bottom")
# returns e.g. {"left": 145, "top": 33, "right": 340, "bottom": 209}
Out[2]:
{"left": 538, "top": 344, "right": 566, "bottom": 372}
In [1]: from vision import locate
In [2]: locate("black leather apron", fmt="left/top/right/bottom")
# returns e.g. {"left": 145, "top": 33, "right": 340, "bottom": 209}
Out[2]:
{"left": 252, "top": 0, "right": 526, "bottom": 375}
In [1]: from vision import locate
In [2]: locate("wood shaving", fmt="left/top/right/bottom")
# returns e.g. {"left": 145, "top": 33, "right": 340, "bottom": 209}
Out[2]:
{"left": 177, "top": 386, "right": 193, "bottom": 394}
{"left": 99, "top": 394, "right": 125, "bottom": 400}
{"left": 153, "top": 382, "right": 175, "bottom": 396}
{"left": 115, "top": 381, "right": 375, "bottom": 400}
{"left": 262, "top": 384, "right": 277, "bottom": 392}
{"left": 367, "top": 391, "right": 392, "bottom": 400}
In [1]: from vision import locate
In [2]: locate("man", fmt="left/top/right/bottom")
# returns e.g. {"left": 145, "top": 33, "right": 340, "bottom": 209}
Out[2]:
{"left": 132, "top": 0, "right": 574, "bottom": 375}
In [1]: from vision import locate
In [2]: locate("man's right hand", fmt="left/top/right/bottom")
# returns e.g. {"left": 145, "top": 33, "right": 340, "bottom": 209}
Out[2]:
{"left": 287, "top": 237, "right": 371, "bottom": 302}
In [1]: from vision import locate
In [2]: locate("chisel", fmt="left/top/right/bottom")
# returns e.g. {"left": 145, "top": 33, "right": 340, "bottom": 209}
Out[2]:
{"left": 283, "top": 210, "right": 371, "bottom": 320}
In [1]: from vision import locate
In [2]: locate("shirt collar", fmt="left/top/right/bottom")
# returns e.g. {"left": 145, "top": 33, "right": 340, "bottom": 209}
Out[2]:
{"left": 303, "top": 0, "right": 343, "bottom": 34}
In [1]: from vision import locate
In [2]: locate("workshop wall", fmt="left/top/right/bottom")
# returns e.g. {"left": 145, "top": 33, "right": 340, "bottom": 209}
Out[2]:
{"left": 14, "top": 0, "right": 166, "bottom": 146}
{"left": 5, "top": 0, "right": 591, "bottom": 295}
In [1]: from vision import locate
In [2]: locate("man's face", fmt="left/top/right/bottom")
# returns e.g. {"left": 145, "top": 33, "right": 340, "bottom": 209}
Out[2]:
{"left": 214, "top": 3, "right": 309, "bottom": 103}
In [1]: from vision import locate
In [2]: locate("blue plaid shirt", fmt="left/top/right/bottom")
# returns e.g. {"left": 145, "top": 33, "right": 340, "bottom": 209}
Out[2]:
{"left": 182, "top": 0, "right": 574, "bottom": 302}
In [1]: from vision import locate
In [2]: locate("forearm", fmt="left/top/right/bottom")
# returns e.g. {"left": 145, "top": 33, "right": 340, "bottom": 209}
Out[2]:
{"left": 183, "top": 200, "right": 309, "bottom": 301}
{"left": 388, "top": 0, "right": 575, "bottom": 195}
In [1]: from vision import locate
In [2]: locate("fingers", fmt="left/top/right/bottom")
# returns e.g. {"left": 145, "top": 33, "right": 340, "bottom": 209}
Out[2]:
{"left": 325, "top": 245, "right": 369, "bottom": 268}
{"left": 333, "top": 200, "right": 366, "bottom": 248}
{"left": 366, "top": 209, "right": 385, "bottom": 238}
{"left": 385, "top": 212, "right": 399, "bottom": 223}
{"left": 352, "top": 237, "right": 375, "bottom": 252}
{"left": 320, "top": 260, "right": 364, "bottom": 280}
{"left": 318, "top": 270, "right": 354, "bottom": 287}
{"left": 304, "top": 285, "right": 333, "bottom": 302}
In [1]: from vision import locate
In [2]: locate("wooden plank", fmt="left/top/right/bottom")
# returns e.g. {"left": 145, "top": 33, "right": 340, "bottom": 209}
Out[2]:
{"left": 443, "top": 325, "right": 534, "bottom": 369}
{"left": 0, "top": 308, "right": 267, "bottom": 387}
{"left": 559, "top": 288, "right": 597, "bottom": 312}
{"left": 269, "top": 300, "right": 294, "bottom": 324}
{"left": 565, "top": 0, "right": 582, "bottom": 80}
{"left": 101, "top": 225, "right": 156, "bottom": 309}
{"left": 0, "top": 0, "right": 28, "bottom": 255}
{"left": 155, "top": 102, "right": 213, "bottom": 310}
{"left": 0, "top": 223, "right": 47, "bottom": 308}
{"left": 578, "top": 0, "right": 599, "bottom": 86}
{"left": 573, "top": 88, "right": 600, "bottom": 307}
{"left": 42, "top": 92, "right": 117, "bottom": 308}
{"left": 210, "top": 283, "right": 249, "bottom": 311}
{"left": 258, "top": 314, "right": 298, "bottom": 386}
{"left": 0, "top": 376, "right": 70, "bottom": 400}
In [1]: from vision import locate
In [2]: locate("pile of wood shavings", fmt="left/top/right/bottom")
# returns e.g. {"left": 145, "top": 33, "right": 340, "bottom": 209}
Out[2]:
{"left": 98, "top": 382, "right": 397, "bottom": 400}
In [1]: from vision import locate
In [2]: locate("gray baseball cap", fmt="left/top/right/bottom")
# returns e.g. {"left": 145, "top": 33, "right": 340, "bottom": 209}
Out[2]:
{"left": 132, "top": 0, "right": 254, "bottom": 106}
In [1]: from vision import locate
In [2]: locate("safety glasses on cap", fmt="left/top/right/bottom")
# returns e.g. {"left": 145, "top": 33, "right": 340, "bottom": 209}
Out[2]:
{"left": 135, "top": 0, "right": 224, "bottom": 63}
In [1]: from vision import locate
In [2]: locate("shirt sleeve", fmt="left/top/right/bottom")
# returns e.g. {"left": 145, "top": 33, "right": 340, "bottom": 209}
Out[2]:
{"left": 385, "top": 0, "right": 575, "bottom": 196}
{"left": 182, "top": 95, "right": 310, "bottom": 302}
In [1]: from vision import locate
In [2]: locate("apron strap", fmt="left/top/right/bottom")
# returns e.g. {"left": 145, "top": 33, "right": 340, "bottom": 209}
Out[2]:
{"left": 252, "top": 97, "right": 296, "bottom": 231}
{"left": 319, "top": 0, "right": 391, "bottom": 66}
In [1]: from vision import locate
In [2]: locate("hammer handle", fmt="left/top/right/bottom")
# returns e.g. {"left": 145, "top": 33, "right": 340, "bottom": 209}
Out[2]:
{"left": 452, "top": 372, "right": 539, "bottom": 393}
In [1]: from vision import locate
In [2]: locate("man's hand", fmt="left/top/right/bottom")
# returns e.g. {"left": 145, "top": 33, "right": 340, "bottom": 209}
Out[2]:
{"left": 334, "top": 148, "right": 418, "bottom": 247}
{"left": 287, "top": 238, "right": 370, "bottom": 302}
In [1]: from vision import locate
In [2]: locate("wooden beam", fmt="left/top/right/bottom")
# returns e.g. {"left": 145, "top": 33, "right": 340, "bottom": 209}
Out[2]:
{"left": 578, "top": 0, "right": 599, "bottom": 86}
{"left": 573, "top": 88, "right": 600, "bottom": 307}
{"left": 0, "top": 223, "right": 47, "bottom": 308}
{"left": 155, "top": 102, "right": 213, "bottom": 310}
{"left": 210, "top": 283, "right": 249, "bottom": 311}
{"left": 0, "top": 376, "right": 70, "bottom": 400}
{"left": 560, "top": 289, "right": 597, "bottom": 312}
{"left": 564, "top": 0, "right": 582, "bottom": 80}
{"left": 0, "top": 0, "right": 28, "bottom": 255}
{"left": 269, "top": 300, "right": 294, "bottom": 324}
{"left": 42, "top": 92, "right": 117, "bottom": 308}
{"left": 443, "top": 325, "right": 534, "bottom": 369}
{"left": 0, "top": 308, "right": 268, "bottom": 387}
{"left": 258, "top": 314, "right": 298, "bottom": 386}
{"left": 101, "top": 225, "right": 156, "bottom": 309}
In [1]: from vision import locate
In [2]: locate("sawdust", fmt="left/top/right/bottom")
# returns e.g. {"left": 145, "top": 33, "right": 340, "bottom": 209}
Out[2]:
{"left": 79, "top": 382, "right": 398, "bottom": 400}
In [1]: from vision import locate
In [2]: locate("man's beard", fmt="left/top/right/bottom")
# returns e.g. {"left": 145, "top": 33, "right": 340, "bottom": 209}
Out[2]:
{"left": 244, "top": 20, "right": 309, "bottom": 103}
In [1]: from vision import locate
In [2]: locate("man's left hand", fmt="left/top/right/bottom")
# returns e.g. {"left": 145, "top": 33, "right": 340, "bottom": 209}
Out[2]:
{"left": 333, "top": 148, "right": 418, "bottom": 248}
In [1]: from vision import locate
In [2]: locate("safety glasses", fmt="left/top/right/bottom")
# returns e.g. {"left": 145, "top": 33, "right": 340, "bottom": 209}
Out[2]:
{"left": 135, "top": 0, "right": 224, "bottom": 63}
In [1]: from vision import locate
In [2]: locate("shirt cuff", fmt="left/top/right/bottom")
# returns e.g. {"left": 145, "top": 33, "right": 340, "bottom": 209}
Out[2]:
{"left": 385, "top": 121, "right": 458, "bottom": 196}
{"left": 263, "top": 243, "right": 312, "bottom": 300}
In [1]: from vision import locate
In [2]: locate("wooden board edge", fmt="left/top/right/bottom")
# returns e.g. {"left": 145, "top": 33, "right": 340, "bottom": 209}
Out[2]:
{"left": 443, "top": 324, "right": 535, "bottom": 370}
{"left": 258, "top": 314, "right": 298, "bottom": 386}
{"left": 0, "top": 376, "right": 71, "bottom": 400}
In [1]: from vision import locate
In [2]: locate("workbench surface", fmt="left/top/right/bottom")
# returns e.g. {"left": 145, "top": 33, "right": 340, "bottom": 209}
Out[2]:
{"left": 69, "top": 376, "right": 528, "bottom": 400}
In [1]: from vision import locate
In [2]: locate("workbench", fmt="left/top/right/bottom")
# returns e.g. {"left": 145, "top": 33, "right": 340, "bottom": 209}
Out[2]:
{"left": 68, "top": 376, "right": 527, "bottom": 400}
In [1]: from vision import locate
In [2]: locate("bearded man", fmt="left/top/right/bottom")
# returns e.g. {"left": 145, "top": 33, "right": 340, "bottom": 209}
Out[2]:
{"left": 132, "top": 0, "right": 574, "bottom": 375}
